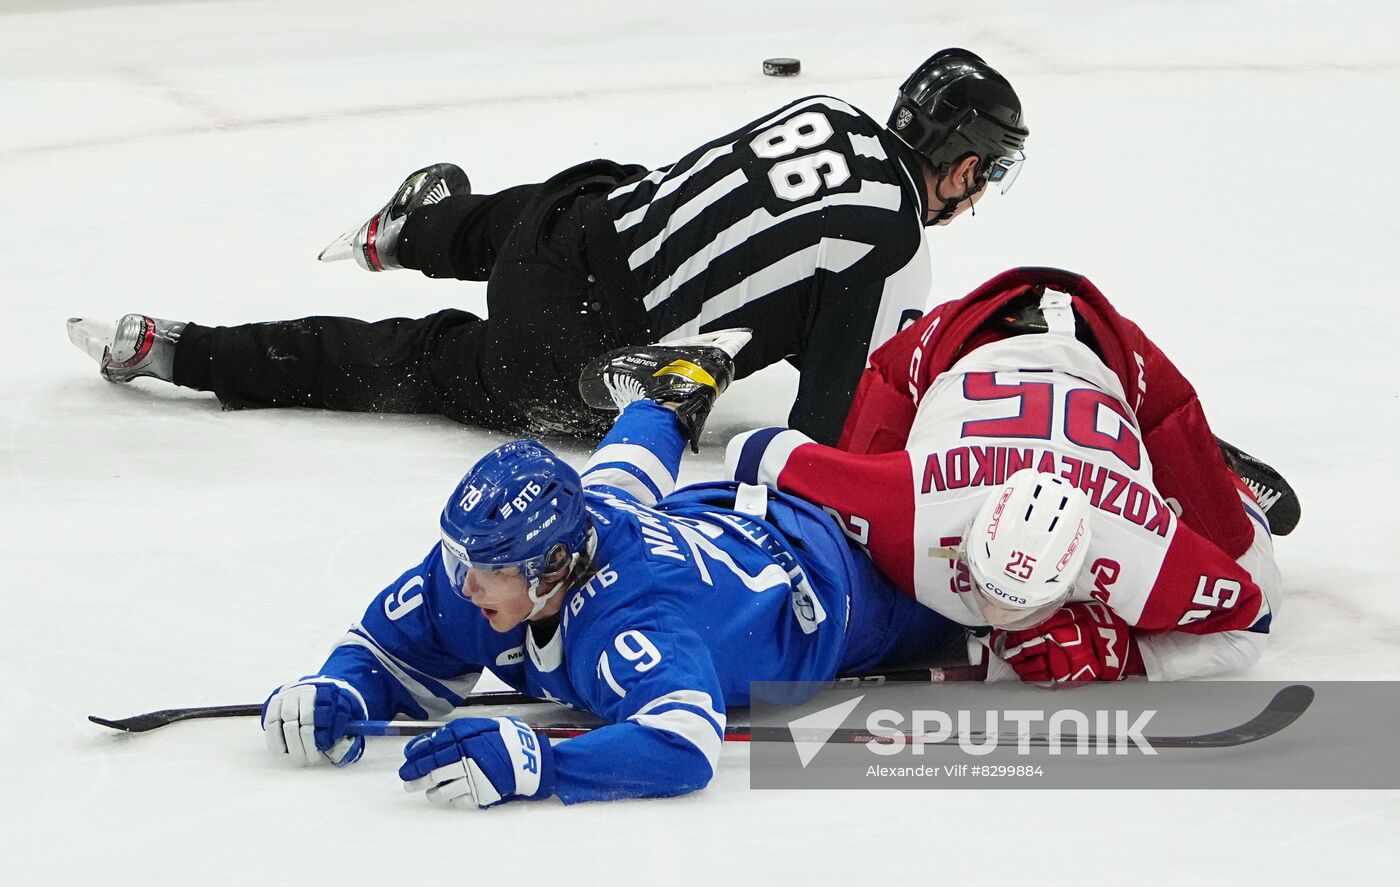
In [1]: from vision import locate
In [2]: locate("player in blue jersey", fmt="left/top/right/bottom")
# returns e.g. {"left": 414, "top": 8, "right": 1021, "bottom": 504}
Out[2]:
{"left": 261, "top": 330, "right": 955, "bottom": 806}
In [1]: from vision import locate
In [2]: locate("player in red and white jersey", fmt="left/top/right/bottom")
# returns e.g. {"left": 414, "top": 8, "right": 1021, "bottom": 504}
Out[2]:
{"left": 726, "top": 270, "right": 1281, "bottom": 682}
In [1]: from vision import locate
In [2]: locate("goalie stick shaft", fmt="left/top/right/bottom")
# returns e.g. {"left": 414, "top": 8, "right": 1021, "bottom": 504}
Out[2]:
{"left": 348, "top": 684, "right": 1314, "bottom": 750}
{"left": 88, "top": 664, "right": 988, "bottom": 734}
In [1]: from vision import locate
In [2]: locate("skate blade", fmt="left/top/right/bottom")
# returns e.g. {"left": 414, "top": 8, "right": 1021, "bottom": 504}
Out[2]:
{"left": 316, "top": 221, "right": 360, "bottom": 263}
{"left": 66, "top": 317, "right": 114, "bottom": 364}
{"left": 658, "top": 328, "right": 754, "bottom": 359}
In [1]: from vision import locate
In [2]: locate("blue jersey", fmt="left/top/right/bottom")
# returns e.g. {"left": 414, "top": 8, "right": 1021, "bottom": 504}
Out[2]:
{"left": 314, "top": 402, "right": 951, "bottom": 802}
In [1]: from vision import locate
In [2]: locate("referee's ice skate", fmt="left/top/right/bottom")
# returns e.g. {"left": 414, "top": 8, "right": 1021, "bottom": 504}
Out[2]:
{"left": 66, "top": 314, "right": 186, "bottom": 384}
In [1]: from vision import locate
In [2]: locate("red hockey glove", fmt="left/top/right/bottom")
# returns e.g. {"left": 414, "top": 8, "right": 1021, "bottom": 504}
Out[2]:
{"left": 990, "top": 602, "right": 1145, "bottom": 684}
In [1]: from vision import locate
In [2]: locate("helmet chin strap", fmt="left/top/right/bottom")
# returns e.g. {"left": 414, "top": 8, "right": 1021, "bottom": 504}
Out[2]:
{"left": 524, "top": 528, "right": 598, "bottom": 621}
{"left": 925, "top": 170, "right": 980, "bottom": 226}
{"left": 524, "top": 573, "right": 565, "bottom": 621}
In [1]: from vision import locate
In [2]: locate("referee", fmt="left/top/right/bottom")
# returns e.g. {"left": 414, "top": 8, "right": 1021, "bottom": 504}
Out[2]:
{"left": 69, "top": 49, "right": 1029, "bottom": 446}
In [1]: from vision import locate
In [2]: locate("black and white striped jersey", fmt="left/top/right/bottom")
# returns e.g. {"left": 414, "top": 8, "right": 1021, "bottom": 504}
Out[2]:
{"left": 604, "top": 95, "right": 933, "bottom": 443}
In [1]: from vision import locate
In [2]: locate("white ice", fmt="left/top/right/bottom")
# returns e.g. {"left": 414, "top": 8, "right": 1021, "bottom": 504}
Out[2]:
{"left": 3, "top": 1, "right": 1398, "bottom": 883}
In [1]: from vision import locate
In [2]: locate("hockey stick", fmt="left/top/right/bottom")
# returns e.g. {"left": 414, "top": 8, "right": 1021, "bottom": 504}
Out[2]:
{"left": 87, "top": 691, "right": 543, "bottom": 734}
{"left": 87, "top": 664, "right": 987, "bottom": 734}
{"left": 348, "top": 684, "right": 1314, "bottom": 750}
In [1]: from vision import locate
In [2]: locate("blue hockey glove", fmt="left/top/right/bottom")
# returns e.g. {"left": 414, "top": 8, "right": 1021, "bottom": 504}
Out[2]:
{"left": 399, "top": 716, "right": 556, "bottom": 809}
{"left": 261, "top": 678, "right": 368, "bottom": 766}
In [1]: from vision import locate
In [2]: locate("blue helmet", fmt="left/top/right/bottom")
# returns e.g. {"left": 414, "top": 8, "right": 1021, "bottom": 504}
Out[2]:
{"left": 439, "top": 440, "right": 590, "bottom": 596}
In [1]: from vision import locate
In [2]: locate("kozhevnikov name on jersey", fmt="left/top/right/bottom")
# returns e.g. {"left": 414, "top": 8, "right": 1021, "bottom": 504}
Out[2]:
{"left": 918, "top": 445, "right": 1173, "bottom": 538}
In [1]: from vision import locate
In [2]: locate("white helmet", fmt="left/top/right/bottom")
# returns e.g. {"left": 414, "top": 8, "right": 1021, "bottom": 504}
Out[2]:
{"left": 964, "top": 469, "right": 1092, "bottom": 630}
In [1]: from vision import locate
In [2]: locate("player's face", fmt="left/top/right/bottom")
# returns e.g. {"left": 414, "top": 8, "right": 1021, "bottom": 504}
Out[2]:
{"left": 462, "top": 567, "right": 533, "bottom": 632}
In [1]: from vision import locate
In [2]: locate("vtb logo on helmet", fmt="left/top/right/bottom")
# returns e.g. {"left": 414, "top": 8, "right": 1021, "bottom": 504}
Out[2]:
{"left": 889, "top": 48, "right": 1030, "bottom": 193}
{"left": 501, "top": 481, "right": 543, "bottom": 519}
{"left": 963, "top": 469, "right": 1092, "bottom": 630}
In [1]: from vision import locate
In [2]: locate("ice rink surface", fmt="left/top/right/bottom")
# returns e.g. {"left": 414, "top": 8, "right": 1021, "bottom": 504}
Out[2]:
{"left": 3, "top": 0, "right": 1399, "bottom": 883}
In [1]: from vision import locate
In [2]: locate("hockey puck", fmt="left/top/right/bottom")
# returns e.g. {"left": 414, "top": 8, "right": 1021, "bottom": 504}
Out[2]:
{"left": 762, "top": 58, "right": 801, "bottom": 77}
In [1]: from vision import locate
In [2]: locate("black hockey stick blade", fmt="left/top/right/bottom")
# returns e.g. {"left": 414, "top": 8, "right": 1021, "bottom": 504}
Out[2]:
{"left": 1145, "top": 682, "right": 1314, "bottom": 749}
{"left": 89, "top": 704, "right": 263, "bottom": 733}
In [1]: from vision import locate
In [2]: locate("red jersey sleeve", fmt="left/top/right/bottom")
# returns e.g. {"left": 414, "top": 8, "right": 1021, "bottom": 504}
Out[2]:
{"left": 727, "top": 427, "right": 918, "bottom": 593}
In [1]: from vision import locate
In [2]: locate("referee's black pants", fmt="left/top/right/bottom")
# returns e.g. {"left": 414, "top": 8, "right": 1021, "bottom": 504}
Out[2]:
{"left": 171, "top": 162, "right": 651, "bottom": 439}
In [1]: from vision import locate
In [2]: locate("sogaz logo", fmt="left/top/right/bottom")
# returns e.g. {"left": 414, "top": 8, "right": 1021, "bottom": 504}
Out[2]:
{"left": 979, "top": 579, "right": 1027, "bottom": 606}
